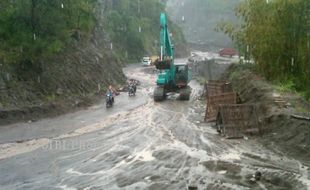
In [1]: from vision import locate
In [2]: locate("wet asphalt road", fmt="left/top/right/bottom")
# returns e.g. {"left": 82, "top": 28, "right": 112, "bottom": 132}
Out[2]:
{"left": 0, "top": 62, "right": 309, "bottom": 190}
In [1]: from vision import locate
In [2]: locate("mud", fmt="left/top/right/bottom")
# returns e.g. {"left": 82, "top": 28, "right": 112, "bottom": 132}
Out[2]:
{"left": 0, "top": 96, "right": 100, "bottom": 126}
{"left": 0, "top": 62, "right": 309, "bottom": 190}
{"left": 225, "top": 64, "right": 310, "bottom": 164}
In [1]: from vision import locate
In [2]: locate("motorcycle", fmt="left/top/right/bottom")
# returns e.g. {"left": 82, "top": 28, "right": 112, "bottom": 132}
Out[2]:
{"left": 106, "top": 93, "right": 114, "bottom": 108}
{"left": 128, "top": 85, "right": 136, "bottom": 96}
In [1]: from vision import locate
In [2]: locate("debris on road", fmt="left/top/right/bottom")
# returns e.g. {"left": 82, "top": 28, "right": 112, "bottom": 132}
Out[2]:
{"left": 118, "top": 79, "right": 140, "bottom": 92}
{"left": 254, "top": 171, "right": 262, "bottom": 181}
{"left": 291, "top": 114, "right": 310, "bottom": 121}
{"left": 187, "top": 184, "right": 198, "bottom": 190}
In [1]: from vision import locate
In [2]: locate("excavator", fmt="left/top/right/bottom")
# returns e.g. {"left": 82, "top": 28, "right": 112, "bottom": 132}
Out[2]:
{"left": 153, "top": 13, "right": 191, "bottom": 101}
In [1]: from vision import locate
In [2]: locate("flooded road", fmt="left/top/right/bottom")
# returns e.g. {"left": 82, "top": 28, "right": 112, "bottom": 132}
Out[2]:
{"left": 0, "top": 63, "right": 309, "bottom": 190}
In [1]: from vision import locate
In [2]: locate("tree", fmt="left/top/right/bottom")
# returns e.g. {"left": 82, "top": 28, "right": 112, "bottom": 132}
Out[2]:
{"left": 0, "top": 0, "right": 96, "bottom": 66}
{"left": 219, "top": 0, "right": 310, "bottom": 98}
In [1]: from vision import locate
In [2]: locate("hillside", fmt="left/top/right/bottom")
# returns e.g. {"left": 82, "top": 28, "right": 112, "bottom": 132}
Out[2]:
{"left": 102, "top": 0, "right": 187, "bottom": 60}
{"left": 166, "top": 0, "right": 240, "bottom": 50}
{"left": 0, "top": 0, "right": 187, "bottom": 124}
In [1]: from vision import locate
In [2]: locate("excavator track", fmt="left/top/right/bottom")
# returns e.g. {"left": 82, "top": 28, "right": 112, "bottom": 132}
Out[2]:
{"left": 179, "top": 86, "right": 191, "bottom": 101}
{"left": 154, "top": 86, "right": 165, "bottom": 102}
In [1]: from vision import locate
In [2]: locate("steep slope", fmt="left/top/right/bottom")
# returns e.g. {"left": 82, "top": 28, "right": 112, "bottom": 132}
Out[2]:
{"left": 0, "top": 0, "right": 187, "bottom": 125}
{"left": 0, "top": 25, "right": 126, "bottom": 125}
{"left": 166, "top": 0, "right": 240, "bottom": 50}
{"left": 101, "top": 0, "right": 188, "bottom": 60}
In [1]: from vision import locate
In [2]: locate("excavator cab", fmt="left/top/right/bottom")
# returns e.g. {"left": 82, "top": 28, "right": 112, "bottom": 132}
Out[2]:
{"left": 175, "top": 63, "right": 189, "bottom": 87}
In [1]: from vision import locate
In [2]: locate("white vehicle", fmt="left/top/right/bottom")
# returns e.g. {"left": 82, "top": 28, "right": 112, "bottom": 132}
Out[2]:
{"left": 142, "top": 56, "right": 151, "bottom": 66}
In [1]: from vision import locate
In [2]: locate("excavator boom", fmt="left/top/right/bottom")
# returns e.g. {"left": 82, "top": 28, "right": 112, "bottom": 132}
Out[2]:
{"left": 159, "top": 13, "right": 174, "bottom": 61}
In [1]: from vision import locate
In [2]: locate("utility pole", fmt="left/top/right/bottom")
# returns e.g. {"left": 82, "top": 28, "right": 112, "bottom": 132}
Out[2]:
{"left": 138, "top": 0, "right": 141, "bottom": 33}
{"left": 307, "top": 32, "right": 309, "bottom": 68}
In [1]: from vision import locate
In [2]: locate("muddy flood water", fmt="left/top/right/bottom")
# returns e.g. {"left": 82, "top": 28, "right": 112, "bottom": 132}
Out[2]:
{"left": 0, "top": 62, "right": 309, "bottom": 190}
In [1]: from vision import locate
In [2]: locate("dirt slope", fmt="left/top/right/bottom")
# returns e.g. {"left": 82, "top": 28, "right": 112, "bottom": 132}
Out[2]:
{"left": 0, "top": 28, "right": 126, "bottom": 125}
{"left": 225, "top": 64, "right": 310, "bottom": 164}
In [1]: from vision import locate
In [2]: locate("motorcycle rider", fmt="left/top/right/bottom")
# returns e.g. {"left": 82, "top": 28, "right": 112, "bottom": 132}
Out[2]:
{"left": 130, "top": 79, "right": 137, "bottom": 93}
{"left": 128, "top": 80, "right": 136, "bottom": 95}
{"left": 106, "top": 85, "right": 114, "bottom": 103}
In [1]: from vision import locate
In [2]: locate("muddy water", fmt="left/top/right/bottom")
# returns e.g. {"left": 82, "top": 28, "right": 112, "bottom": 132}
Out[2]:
{"left": 0, "top": 63, "right": 309, "bottom": 190}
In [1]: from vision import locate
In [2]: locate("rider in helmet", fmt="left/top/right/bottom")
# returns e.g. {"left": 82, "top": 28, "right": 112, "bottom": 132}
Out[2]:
{"left": 129, "top": 79, "right": 137, "bottom": 93}
{"left": 106, "top": 85, "right": 114, "bottom": 102}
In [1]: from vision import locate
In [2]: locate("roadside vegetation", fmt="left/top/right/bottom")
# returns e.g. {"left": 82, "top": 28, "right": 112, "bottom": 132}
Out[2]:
{"left": 218, "top": 0, "right": 310, "bottom": 101}
{"left": 0, "top": 0, "right": 186, "bottom": 70}
{"left": 0, "top": 0, "right": 96, "bottom": 67}
{"left": 104, "top": 0, "right": 186, "bottom": 61}
{"left": 0, "top": 0, "right": 187, "bottom": 123}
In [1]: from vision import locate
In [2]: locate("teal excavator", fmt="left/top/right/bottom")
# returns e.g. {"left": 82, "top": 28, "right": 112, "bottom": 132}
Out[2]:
{"left": 153, "top": 13, "right": 191, "bottom": 101}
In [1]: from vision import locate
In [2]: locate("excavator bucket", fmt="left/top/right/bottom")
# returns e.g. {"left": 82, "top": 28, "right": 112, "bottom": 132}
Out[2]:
{"left": 154, "top": 58, "right": 172, "bottom": 70}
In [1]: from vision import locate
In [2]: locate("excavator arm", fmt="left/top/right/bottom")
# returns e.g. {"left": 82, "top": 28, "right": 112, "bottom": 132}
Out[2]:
{"left": 159, "top": 13, "right": 174, "bottom": 61}
{"left": 155, "top": 13, "right": 175, "bottom": 86}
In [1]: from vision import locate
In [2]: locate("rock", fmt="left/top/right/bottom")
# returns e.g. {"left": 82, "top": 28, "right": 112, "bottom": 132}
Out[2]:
{"left": 249, "top": 171, "right": 262, "bottom": 184}
{"left": 199, "top": 179, "right": 206, "bottom": 185}
{"left": 218, "top": 170, "right": 227, "bottom": 174}
{"left": 56, "top": 88, "right": 63, "bottom": 95}
{"left": 254, "top": 171, "right": 262, "bottom": 181}
{"left": 249, "top": 177, "right": 256, "bottom": 184}
{"left": 215, "top": 180, "right": 222, "bottom": 184}
{"left": 187, "top": 184, "right": 198, "bottom": 190}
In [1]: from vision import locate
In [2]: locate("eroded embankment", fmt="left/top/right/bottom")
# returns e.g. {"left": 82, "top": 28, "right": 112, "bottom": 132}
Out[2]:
{"left": 224, "top": 64, "right": 310, "bottom": 164}
{"left": 0, "top": 28, "right": 126, "bottom": 126}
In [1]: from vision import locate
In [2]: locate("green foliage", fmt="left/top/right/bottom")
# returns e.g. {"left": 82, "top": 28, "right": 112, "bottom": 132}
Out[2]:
{"left": 276, "top": 80, "right": 296, "bottom": 93}
{"left": 219, "top": 0, "right": 310, "bottom": 99}
{"left": 0, "top": 0, "right": 186, "bottom": 65}
{"left": 0, "top": 0, "right": 96, "bottom": 65}
{"left": 48, "top": 40, "right": 63, "bottom": 54}
{"left": 103, "top": 0, "right": 185, "bottom": 61}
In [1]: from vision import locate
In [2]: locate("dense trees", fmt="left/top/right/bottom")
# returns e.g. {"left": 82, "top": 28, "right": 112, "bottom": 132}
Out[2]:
{"left": 106, "top": 7, "right": 146, "bottom": 60}
{"left": 0, "top": 0, "right": 96, "bottom": 65}
{"left": 0, "top": 0, "right": 184, "bottom": 64}
{"left": 103, "top": 0, "right": 185, "bottom": 60}
{"left": 219, "top": 0, "right": 310, "bottom": 99}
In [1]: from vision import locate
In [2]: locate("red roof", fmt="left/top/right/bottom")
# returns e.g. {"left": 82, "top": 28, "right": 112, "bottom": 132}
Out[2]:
{"left": 219, "top": 48, "right": 237, "bottom": 57}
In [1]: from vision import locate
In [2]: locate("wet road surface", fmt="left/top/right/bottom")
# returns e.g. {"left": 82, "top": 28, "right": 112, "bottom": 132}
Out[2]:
{"left": 0, "top": 63, "right": 309, "bottom": 190}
